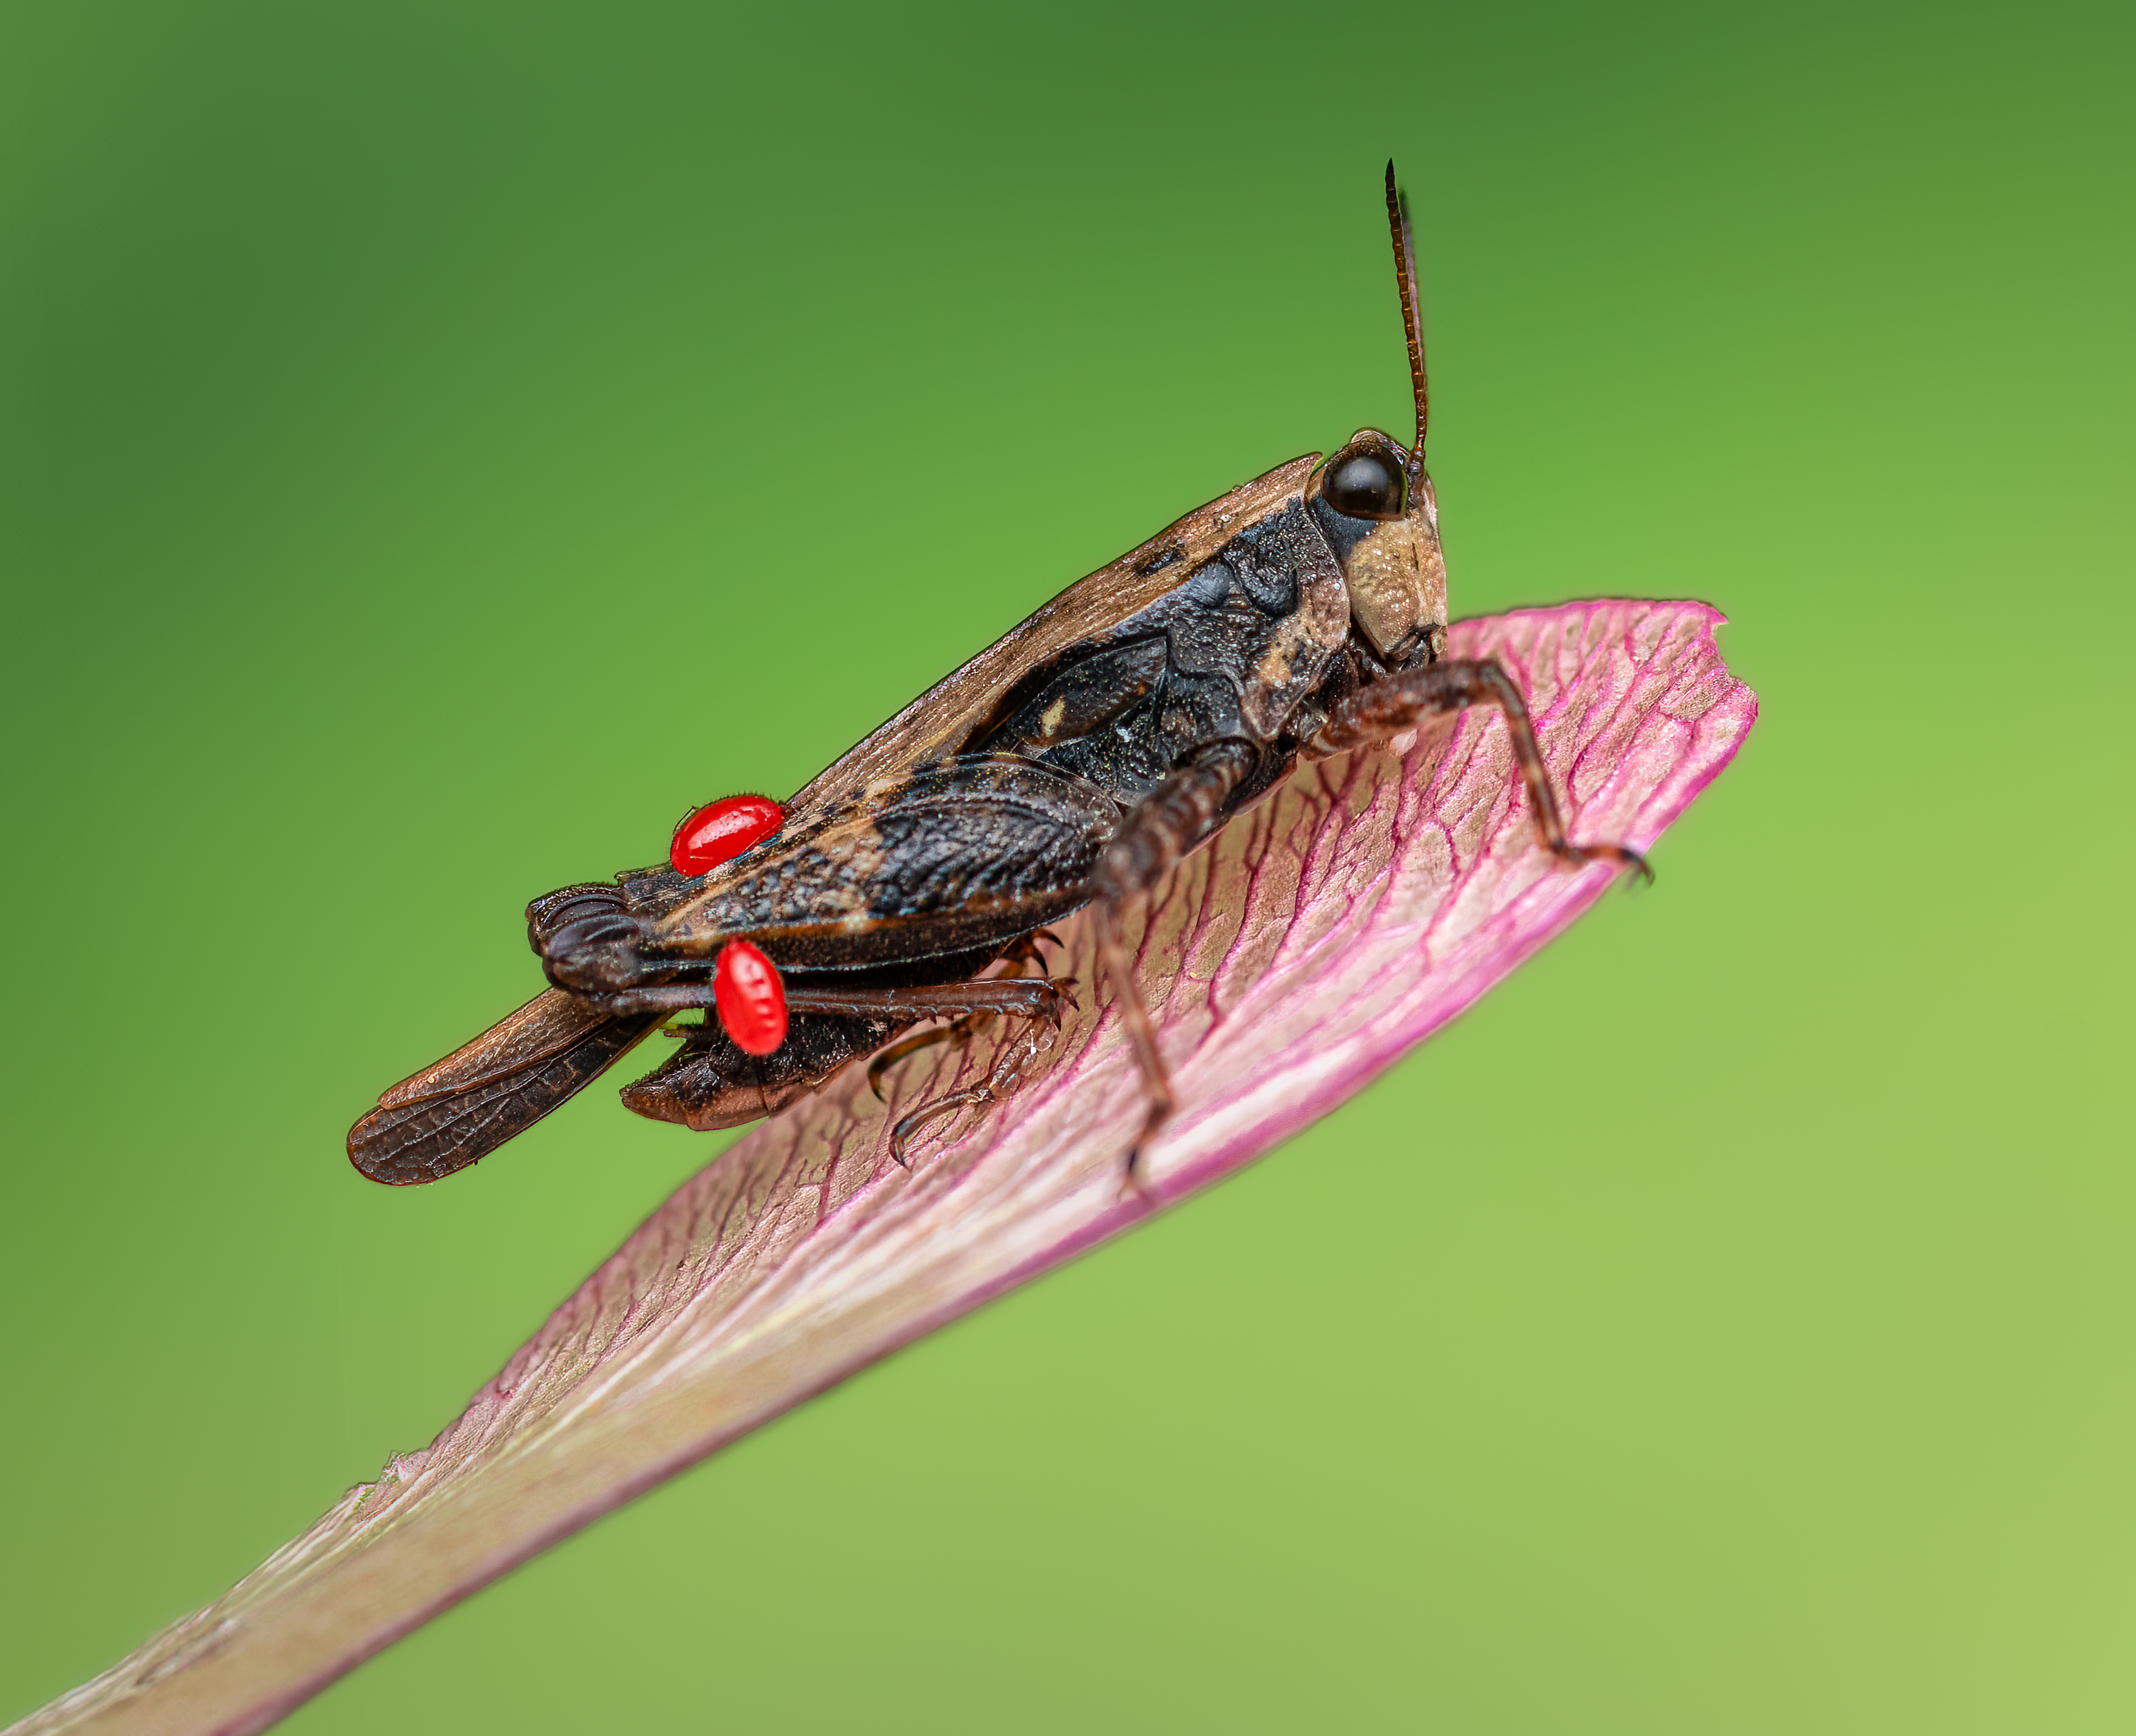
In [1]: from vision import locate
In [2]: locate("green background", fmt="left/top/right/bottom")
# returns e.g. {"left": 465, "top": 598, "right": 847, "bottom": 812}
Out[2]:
{"left": 3, "top": 1, "right": 2129, "bottom": 1729}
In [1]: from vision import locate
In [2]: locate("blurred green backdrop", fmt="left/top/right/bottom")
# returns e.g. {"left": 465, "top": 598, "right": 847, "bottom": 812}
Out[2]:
{"left": 3, "top": 0, "right": 2130, "bottom": 1730}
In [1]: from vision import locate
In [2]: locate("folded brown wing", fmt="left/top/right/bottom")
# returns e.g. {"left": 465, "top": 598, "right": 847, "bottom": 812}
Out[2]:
{"left": 349, "top": 1002, "right": 660, "bottom": 1185}
{"left": 376, "top": 989, "right": 609, "bottom": 1107}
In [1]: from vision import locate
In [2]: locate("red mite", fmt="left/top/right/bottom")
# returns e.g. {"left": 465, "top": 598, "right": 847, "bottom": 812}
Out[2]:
{"left": 670, "top": 794, "right": 784, "bottom": 877}
{"left": 714, "top": 939, "right": 788, "bottom": 1057}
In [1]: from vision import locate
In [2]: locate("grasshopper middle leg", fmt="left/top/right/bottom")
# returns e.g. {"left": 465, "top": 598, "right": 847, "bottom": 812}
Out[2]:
{"left": 871, "top": 935, "right": 1072, "bottom": 1163}
{"left": 1091, "top": 739, "right": 1260, "bottom": 1184}
{"left": 590, "top": 975, "right": 1071, "bottom": 1023}
{"left": 866, "top": 933, "right": 1062, "bottom": 1101}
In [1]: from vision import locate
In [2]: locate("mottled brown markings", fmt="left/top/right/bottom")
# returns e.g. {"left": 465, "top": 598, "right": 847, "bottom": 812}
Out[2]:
{"left": 1229, "top": 523, "right": 1348, "bottom": 738}
{"left": 647, "top": 756, "right": 1121, "bottom": 959}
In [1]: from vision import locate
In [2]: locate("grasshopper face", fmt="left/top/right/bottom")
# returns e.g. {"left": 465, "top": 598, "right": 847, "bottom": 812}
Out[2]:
{"left": 1306, "top": 427, "right": 1449, "bottom": 663}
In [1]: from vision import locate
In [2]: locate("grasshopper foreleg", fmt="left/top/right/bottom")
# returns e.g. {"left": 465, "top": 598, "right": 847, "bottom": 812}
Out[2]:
{"left": 1311, "top": 658, "right": 1652, "bottom": 881}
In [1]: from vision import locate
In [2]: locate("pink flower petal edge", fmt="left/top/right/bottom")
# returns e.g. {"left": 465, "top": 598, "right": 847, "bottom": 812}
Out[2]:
{"left": 14, "top": 599, "right": 1756, "bottom": 1736}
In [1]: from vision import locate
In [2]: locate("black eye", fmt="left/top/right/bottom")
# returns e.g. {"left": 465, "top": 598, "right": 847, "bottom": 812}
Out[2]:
{"left": 1323, "top": 450, "right": 1404, "bottom": 519}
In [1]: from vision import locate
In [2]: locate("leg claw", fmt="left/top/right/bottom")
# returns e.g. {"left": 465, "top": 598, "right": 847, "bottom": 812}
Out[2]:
{"left": 1552, "top": 841, "right": 1653, "bottom": 886}
{"left": 1116, "top": 1152, "right": 1161, "bottom": 1208}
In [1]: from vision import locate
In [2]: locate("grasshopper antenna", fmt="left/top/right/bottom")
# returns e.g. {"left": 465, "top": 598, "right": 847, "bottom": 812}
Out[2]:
{"left": 1384, "top": 158, "right": 1428, "bottom": 468}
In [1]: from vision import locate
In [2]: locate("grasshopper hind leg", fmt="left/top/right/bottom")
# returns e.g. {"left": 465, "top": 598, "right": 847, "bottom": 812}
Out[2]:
{"left": 1091, "top": 741, "right": 1261, "bottom": 1194}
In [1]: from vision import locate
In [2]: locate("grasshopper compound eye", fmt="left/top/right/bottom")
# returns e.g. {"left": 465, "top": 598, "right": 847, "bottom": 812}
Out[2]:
{"left": 671, "top": 794, "right": 785, "bottom": 876}
{"left": 714, "top": 940, "right": 788, "bottom": 1056}
{"left": 1322, "top": 448, "right": 1406, "bottom": 519}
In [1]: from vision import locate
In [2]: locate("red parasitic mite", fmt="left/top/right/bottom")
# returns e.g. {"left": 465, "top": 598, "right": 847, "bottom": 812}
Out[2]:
{"left": 713, "top": 940, "right": 788, "bottom": 1056}
{"left": 671, "top": 794, "right": 785, "bottom": 877}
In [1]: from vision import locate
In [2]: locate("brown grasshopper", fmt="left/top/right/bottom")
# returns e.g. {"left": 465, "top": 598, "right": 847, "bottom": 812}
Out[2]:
{"left": 349, "top": 162, "right": 1647, "bottom": 1187}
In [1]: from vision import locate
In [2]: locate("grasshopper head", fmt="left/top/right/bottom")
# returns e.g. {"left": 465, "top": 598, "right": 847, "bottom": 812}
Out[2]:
{"left": 1308, "top": 427, "right": 1449, "bottom": 663}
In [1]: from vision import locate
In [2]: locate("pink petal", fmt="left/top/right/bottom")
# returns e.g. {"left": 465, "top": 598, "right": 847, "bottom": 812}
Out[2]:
{"left": 19, "top": 598, "right": 1755, "bottom": 1736}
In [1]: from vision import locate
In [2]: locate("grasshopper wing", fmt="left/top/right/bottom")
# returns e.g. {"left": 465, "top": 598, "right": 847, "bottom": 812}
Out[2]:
{"left": 348, "top": 990, "right": 659, "bottom": 1184}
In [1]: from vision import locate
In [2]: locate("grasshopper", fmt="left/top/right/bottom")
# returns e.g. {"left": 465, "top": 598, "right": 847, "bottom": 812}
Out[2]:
{"left": 349, "top": 163, "right": 1647, "bottom": 1187}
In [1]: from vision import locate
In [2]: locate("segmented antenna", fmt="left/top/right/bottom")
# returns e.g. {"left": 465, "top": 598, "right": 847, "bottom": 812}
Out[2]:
{"left": 1384, "top": 159, "right": 1428, "bottom": 464}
